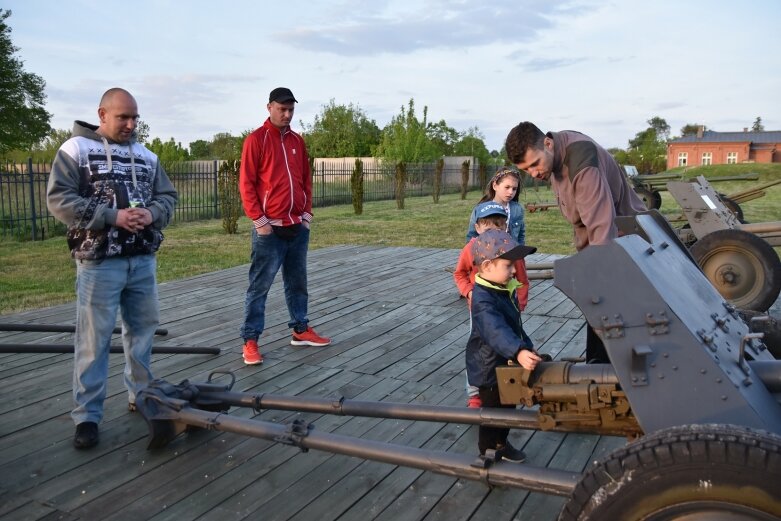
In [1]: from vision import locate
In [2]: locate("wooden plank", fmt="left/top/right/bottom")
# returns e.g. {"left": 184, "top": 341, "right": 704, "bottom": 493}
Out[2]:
{"left": 0, "top": 245, "right": 614, "bottom": 521}
{"left": 73, "top": 373, "right": 401, "bottom": 520}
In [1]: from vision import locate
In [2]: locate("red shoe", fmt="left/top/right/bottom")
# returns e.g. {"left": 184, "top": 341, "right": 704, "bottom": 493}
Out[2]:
{"left": 291, "top": 327, "right": 331, "bottom": 347}
{"left": 467, "top": 396, "right": 482, "bottom": 408}
{"left": 243, "top": 339, "right": 264, "bottom": 365}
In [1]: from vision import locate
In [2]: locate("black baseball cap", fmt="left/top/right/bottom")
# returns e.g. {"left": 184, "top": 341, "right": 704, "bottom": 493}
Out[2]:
{"left": 269, "top": 87, "right": 297, "bottom": 103}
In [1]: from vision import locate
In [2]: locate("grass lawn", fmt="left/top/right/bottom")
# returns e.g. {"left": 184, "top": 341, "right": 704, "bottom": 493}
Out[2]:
{"left": 2, "top": 163, "right": 780, "bottom": 315}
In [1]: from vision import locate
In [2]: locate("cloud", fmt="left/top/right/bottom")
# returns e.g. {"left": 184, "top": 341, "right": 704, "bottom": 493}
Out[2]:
{"left": 273, "top": 0, "right": 579, "bottom": 56}
{"left": 653, "top": 101, "right": 686, "bottom": 111}
{"left": 514, "top": 56, "right": 587, "bottom": 72}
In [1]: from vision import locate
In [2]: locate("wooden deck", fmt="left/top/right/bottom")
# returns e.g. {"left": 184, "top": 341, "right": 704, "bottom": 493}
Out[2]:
{"left": 0, "top": 245, "right": 627, "bottom": 521}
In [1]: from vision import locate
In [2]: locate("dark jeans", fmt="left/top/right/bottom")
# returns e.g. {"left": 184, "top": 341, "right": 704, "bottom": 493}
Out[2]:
{"left": 240, "top": 226, "right": 310, "bottom": 341}
{"left": 478, "top": 385, "right": 515, "bottom": 454}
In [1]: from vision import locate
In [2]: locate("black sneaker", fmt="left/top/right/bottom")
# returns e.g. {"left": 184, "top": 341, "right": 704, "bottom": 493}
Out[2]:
{"left": 73, "top": 422, "right": 99, "bottom": 449}
{"left": 128, "top": 402, "right": 137, "bottom": 412}
{"left": 497, "top": 442, "right": 526, "bottom": 463}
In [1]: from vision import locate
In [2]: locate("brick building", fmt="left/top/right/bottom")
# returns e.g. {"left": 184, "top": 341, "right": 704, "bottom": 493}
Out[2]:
{"left": 666, "top": 128, "right": 781, "bottom": 169}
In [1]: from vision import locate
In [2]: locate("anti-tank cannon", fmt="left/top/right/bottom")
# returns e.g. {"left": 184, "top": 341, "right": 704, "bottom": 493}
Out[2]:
{"left": 136, "top": 214, "right": 781, "bottom": 520}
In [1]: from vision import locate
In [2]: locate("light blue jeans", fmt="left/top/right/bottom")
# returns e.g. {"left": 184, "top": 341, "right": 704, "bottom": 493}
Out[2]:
{"left": 72, "top": 255, "right": 159, "bottom": 425}
{"left": 240, "top": 227, "right": 310, "bottom": 341}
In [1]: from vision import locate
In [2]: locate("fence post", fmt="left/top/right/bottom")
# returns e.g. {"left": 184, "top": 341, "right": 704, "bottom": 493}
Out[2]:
{"left": 213, "top": 160, "right": 219, "bottom": 218}
{"left": 27, "top": 157, "right": 38, "bottom": 241}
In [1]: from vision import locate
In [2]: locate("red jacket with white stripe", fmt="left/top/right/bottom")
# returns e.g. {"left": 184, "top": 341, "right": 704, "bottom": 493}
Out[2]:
{"left": 239, "top": 118, "right": 312, "bottom": 228}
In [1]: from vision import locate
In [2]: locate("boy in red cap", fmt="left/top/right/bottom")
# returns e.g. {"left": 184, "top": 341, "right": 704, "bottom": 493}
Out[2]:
{"left": 467, "top": 229, "right": 540, "bottom": 462}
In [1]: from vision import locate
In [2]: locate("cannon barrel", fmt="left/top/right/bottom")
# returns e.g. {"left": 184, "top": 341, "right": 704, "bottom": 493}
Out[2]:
{"left": 0, "top": 323, "right": 168, "bottom": 335}
{"left": 136, "top": 379, "right": 580, "bottom": 496}
{"left": 0, "top": 344, "right": 219, "bottom": 355}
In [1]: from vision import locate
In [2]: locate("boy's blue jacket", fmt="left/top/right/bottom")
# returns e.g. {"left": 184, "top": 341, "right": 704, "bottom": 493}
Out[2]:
{"left": 466, "top": 275, "right": 533, "bottom": 387}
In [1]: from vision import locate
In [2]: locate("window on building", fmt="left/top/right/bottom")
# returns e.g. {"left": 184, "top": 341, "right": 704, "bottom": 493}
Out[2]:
{"left": 702, "top": 152, "right": 712, "bottom": 166}
{"left": 727, "top": 152, "right": 737, "bottom": 164}
{"left": 677, "top": 152, "right": 688, "bottom": 167}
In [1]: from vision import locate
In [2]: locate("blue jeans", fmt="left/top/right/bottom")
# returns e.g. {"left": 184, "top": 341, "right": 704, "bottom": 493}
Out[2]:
{"left": 240, "top": 227, "right": 309, "bottom": 341}
{"left": 73, "top": 255, "right": 159, "bottom": 425}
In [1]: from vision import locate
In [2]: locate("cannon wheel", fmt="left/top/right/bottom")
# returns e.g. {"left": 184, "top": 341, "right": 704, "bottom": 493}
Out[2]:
{"left": 718, "top": 192, "right": 746, "bottom": 223}
{"left": 690, "top": 229, "right": 781, "bottom": 312}
{"left": 634, "top": 187, "right": 662, "bottom": 210}
{"left": 559, "top": 424, "right": 781, "bottom": 521}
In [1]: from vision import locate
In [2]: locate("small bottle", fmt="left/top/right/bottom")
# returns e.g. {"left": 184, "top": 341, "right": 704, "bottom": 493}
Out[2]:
{"left": 129, "top": 187, "right": 144, "bottom": 208}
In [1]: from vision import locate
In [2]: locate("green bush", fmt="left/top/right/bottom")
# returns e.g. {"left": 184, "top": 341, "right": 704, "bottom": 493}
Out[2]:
{"left": 460, "top": 159, "right": 470, "bottom": 200}
{"left": 433, "top": 158, "right": 443, "bottom": 203}
{"left": 395, "top": 162, "right": 407, "bottom": 209}
{"left": 218, "top": 160, "right": 241, "bottom": 234}
{"left": 351, "top": 158, "right": 364, "bottom": 215}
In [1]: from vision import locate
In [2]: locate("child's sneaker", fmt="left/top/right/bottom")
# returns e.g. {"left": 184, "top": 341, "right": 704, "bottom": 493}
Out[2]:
{"left": 497, "top": 442, "right": 526, "bottom": 463}
{"left": 243, "top": 339, "right": 264, "bottom": 365}
{"left": 467, "top": 396, "right": 482, "bottom": 408}
{"left": 291, "top": 327, "right": 331, "bottom": 347}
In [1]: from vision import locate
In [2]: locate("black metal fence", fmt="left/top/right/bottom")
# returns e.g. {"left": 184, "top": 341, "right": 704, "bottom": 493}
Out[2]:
{"left": 1, "top": 159, "right": 486, "bottom": 241}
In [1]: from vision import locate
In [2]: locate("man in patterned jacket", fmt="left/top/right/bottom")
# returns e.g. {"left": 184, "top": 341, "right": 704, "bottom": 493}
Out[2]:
{"left": 47, "top": 87, "right": 177, "bottom": 449}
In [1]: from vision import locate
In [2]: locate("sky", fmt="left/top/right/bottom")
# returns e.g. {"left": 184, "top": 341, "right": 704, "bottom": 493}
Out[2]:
{"left": 4, "top": 0, "right": 780, "bottom": 153}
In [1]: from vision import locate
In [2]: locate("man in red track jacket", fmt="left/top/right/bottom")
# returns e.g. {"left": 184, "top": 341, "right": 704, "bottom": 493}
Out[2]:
{"left": 238, "top": 87, "right": 330, "bottom": 365}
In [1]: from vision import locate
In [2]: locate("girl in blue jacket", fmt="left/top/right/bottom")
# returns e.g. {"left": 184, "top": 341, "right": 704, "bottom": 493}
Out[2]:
{"left": 466, "top": 168, "right": 525, "bottom": 244}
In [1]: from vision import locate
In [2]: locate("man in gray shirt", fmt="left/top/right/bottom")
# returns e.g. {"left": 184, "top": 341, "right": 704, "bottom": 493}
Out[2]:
{"left": 505, "top": 121, "right": 646, "bottom": 361}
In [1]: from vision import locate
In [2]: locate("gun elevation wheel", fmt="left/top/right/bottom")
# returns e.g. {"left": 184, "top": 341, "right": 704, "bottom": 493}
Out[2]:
{"left": 690, "top": 229, "right": 781, "bottom": 312}
{"left": 559, "top": 424, "right": 781, "bottom": 521}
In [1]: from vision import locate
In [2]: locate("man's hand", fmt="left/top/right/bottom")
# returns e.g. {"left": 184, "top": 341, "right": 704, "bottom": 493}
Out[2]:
{"left": 116, "top": 208, "right": 152, "bottom": 233}
{"left": 302, "top": 221, "right": 310, "bottom": 230}
{"left": 256, "top": 223, "right": 273, "bottom": 235}
{"left": 516, "top": 349, "right": 542, "bottom": 371}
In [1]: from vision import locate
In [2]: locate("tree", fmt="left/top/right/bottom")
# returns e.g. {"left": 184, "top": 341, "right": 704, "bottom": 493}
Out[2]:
{"left": 646, "top": 116, "right": 670, "bottom": 142}
{"left": 680, "top": 123, "right": 706, "bottom": 137}
{"left": 31, "top": 128, "right": 71, "bottom": 161}
{"left": 210, "top": 132, "right": 243, "bottom": 161}
{"left": 135, "top": 120, "right": 150, "bottom": 144}
{"left": 148, "top": 137, "right": 189, "bottom": 166}
{"left": 626, "top": 117, "right": 669, "bottom": 174}
{"left": 189, "top": 139, "right": 210, "bottom": 159}
{"left": 453, "top": 127, "right": 490, "bottom": 167}
{"left": 0, "top": 9, "right": 52, "bottom": 154}
{"left": 426, "top": 119, "right": 459, "bottom": 156}
{"left": 751, "top": 117, "right": 764, "bottom": 132}
{"left": 375, "top": 99, "right": 438, "bottom": 164}
{"left": 300, "top": 99, "right": 380, "bottom": 157}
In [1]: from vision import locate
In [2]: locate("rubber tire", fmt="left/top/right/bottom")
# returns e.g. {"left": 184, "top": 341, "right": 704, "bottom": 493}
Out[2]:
{"left": 718, "top": 193, "right": 746, "bottom": 223}
{"left": 634, "top": 187, "right": 659, "bottom": 211}
{"left": 559, "top": 424, "right": 781, "bottom": 521}
{"left": 690, "top": 229, "right": 781, "bottom": 312}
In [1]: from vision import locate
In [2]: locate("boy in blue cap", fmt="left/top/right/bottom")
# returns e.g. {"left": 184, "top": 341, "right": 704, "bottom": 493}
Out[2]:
{"left": 455, "top": 201, "right": 531, "bottom": 408}
{"left": 467, "top": 228, "right": 540, "bottom": 462}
